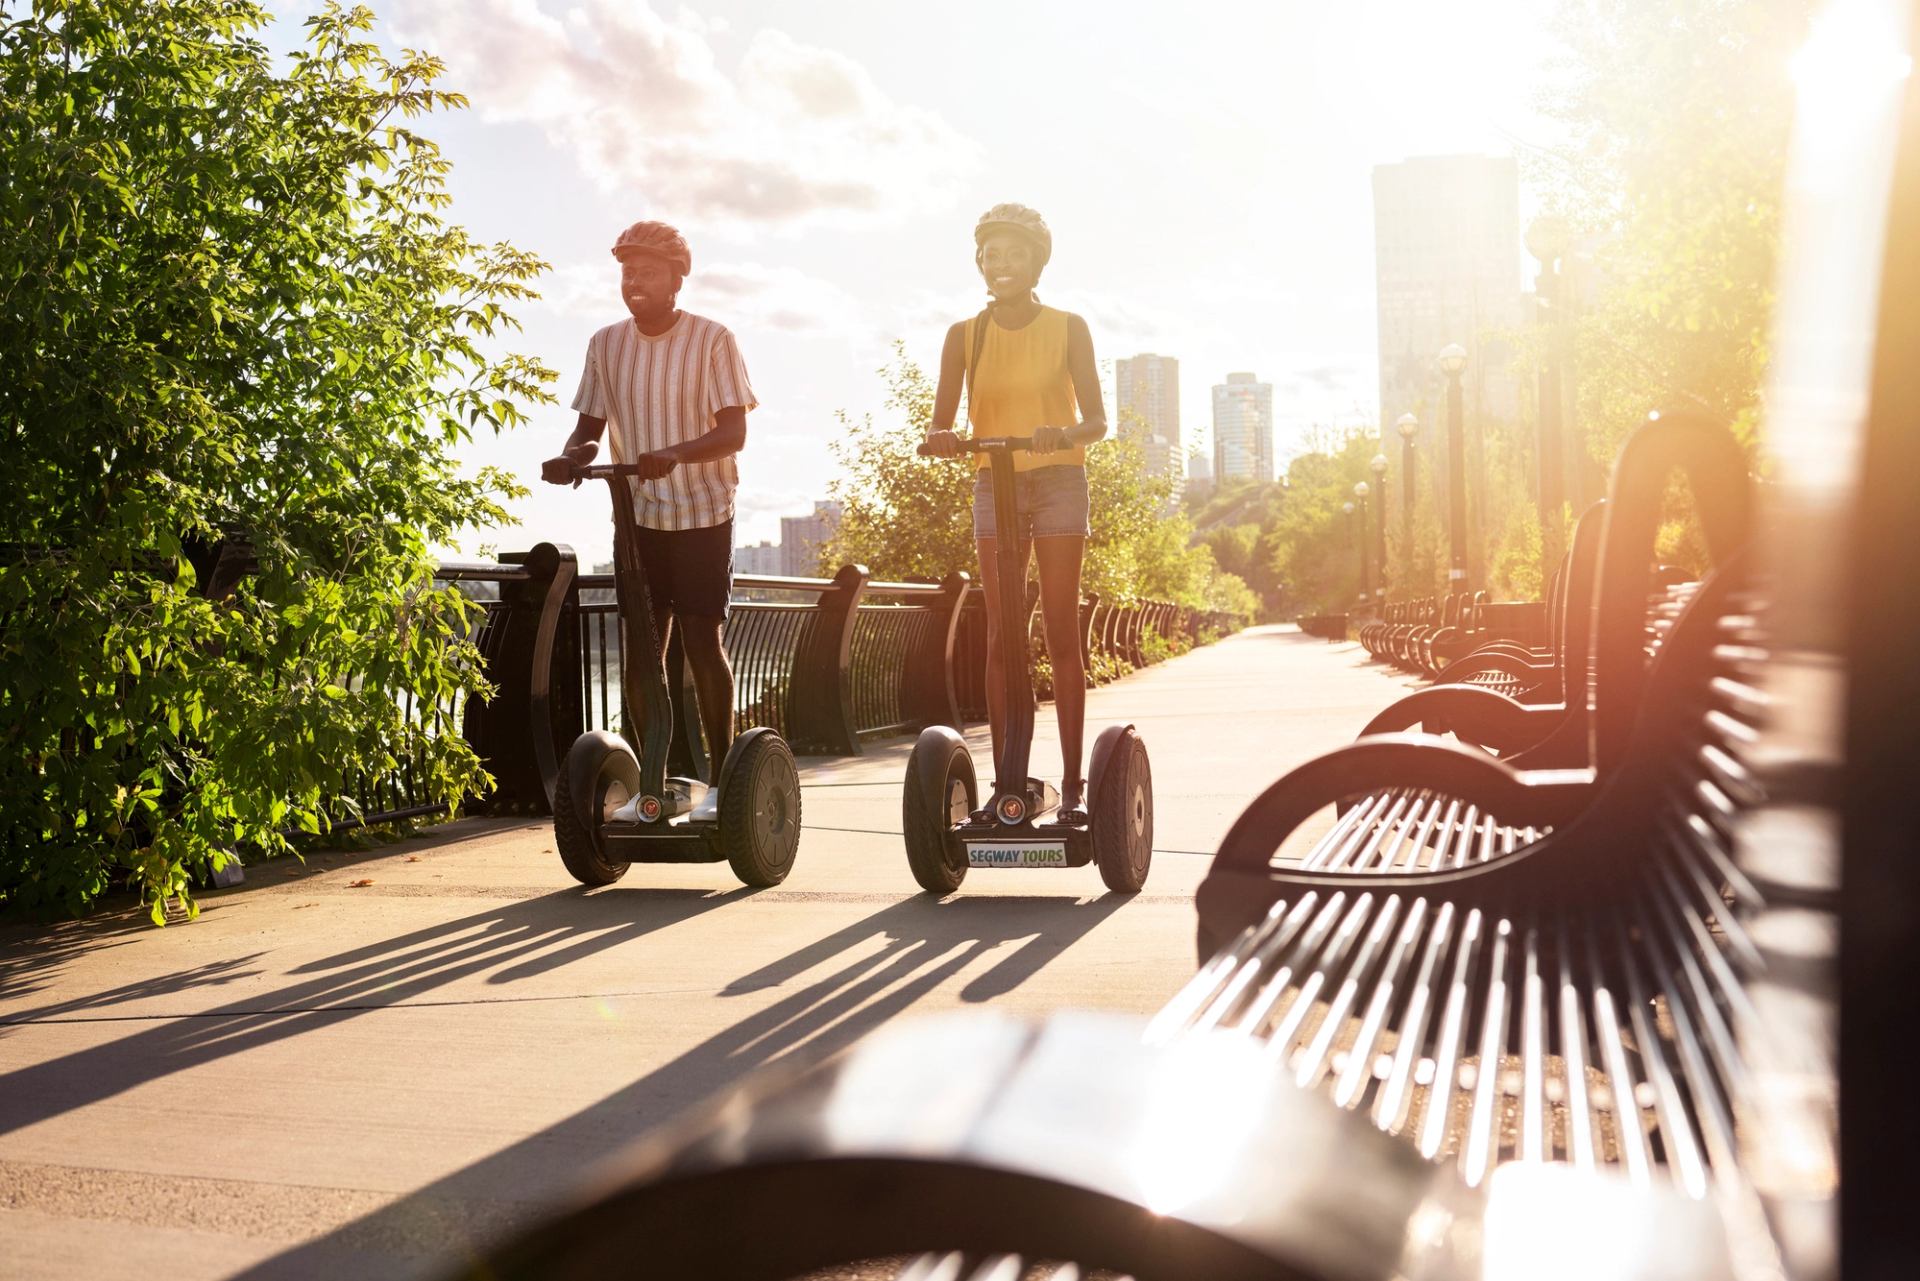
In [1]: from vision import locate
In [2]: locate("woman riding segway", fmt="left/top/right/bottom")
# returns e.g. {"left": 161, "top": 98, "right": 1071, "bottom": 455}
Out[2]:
{"left": 908, "top": 204, "right": 1154, "bottom": 895}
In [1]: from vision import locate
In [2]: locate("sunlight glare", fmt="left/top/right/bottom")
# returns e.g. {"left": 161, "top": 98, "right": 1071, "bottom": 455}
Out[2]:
{"left": 1790, "top": 0, "right": 1912, "bottom": 108}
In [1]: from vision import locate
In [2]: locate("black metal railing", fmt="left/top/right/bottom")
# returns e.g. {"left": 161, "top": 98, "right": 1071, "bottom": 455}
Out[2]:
{"left": 353, "top": 543, "right": 1240, "bottom": 824}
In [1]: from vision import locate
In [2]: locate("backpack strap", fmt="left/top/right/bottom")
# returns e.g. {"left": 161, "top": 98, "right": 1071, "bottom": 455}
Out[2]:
{"left": 963, "top": 308, "right": 991, "bottom": 412}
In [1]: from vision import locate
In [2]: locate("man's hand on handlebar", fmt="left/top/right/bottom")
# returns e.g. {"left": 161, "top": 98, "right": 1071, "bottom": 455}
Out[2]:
{"left": 922, "top": 429, "right": 963, "bottom": 458}
{"left": 630, "top": 449, "right": 678, "bottom": 480}
{"left": 541, "top": 441, "right": 598, "bottom": 486}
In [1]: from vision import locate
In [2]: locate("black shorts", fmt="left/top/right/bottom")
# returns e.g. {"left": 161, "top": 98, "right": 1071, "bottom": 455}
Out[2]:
{"left": 628, "top": 520, "right": 733, "bottom": 619}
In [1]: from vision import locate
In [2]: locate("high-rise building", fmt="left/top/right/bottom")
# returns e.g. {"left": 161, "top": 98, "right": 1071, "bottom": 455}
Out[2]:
{"left": 1184, "top": 445, "right": 1215, "bottom": 505}
{"left": 1115, "top": 353, "right": 1182, "bottom": 481}
{"left": 1211, "top": 373, "right": 1274, "bottom": 483}
{"left": 1372, "top": 154, "right": 1525, "bottom": 435}
{"left": 733, "top": 540, "right": 781, "bottom": 577}
{"left": 780, "top": 501, "right": 843, "bottom": 578}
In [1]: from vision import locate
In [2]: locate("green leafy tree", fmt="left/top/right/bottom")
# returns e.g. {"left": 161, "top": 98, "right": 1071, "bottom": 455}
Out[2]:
{"left": 822, "top": 344, "right": 975, "bottom": 580}
{"left": 1263, "top": 430, "right": 1382, "bottom": 616}
{"left": 0, "top": 1, "right": 553, "bottom": 919}
{"left": 1539, "top": 0, "right": 1811, "bottom": 456}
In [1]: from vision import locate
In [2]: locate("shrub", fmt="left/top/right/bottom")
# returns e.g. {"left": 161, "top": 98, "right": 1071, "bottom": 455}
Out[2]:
{"left": 0, "top": 2, "right": 552, "bottom": 919}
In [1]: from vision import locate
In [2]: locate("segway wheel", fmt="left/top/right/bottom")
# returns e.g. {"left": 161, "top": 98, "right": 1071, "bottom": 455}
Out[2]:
{"left": 718, "top": 731, "right": 803, "bottom": 888}
{"left": 904, "top": 727, "right": 975, "bottom": 895}
{"left": 554, "top": 731, "right": 638, "bottom": 886}
{"left": 1091, "top": 726, "right": 1153, "bottom": 893}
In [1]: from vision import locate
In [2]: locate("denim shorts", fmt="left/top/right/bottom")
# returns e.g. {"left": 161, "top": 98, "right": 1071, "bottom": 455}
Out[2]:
{"left": 972, "top": 463, "right": 1091, "bottom": 541}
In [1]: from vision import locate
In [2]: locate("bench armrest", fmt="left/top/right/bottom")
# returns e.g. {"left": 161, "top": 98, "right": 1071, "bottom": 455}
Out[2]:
{"left": 1359, "top": 686, "right": 1560, "bottom": 754}
{"left": 1215, "top": 735, "right": 1589, "bottom": 874}
{"left": 1435, "top": 651, "right": 1556, "bottom": 685}
{"left": 1197, "top": 736, "right": 1592, "bottom": 956}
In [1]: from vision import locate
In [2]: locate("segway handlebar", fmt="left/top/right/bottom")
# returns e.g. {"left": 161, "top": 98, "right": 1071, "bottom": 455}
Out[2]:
{"left": 572, "top": 462, "right": 656, "bottom": 481}
{"left": 915, "top": 435, "right": 1031, "bottom": 458}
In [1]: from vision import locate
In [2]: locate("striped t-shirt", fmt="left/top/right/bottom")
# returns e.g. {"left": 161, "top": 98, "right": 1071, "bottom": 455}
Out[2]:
{"left": 570, "top": 312, "right": 757, "bottom": 531}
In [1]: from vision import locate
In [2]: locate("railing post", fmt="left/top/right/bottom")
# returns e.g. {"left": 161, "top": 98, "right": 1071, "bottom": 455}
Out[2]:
{"left": 788, "top": 562, "right": 869, "bottom": 756}
{"left": 466, "top": 542, "right": 577, "bottom": 814}
{"left": 1078, "top": 591, "right": 1099, "bottom": 675}
{"left": 904, "top": 570, "right": 969, "bottom": 732}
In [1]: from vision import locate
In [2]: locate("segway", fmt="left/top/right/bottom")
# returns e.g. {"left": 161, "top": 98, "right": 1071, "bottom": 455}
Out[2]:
{"left": 552, "top": 462, "right": 802, "bottom": 889}
{"left": 903, "top": 436, "right": 1153, "bottom": 895}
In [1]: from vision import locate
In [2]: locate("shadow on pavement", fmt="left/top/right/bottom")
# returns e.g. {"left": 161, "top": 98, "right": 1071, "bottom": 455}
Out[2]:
{"left": 0, "top": 914, "right": 154, "bottom": 1011}
{"left": 230, "top": 893, "right": 1130, "bottom": 1280}
{"left": 0, "top": 885, "right": 753, "bottom": 1138}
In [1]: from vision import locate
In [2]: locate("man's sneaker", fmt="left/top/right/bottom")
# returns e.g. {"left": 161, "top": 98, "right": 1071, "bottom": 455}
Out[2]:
{"left": 690, "top": 785, "right": 722, "bottom": 823}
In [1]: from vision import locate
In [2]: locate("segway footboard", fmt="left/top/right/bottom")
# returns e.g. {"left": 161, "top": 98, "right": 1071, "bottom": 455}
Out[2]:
{"left": 951, "top": 796, "right": 1095, "bottom": 869}
{"left": 447, "top": 1010, "right": 1455, "bottom": 1281}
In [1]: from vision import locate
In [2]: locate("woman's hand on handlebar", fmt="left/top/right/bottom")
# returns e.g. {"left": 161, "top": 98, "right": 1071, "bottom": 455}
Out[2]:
{"left": 922, "top": 428, "right": 963, "bottom": 458}
{"left": 540, "top": 441, "right": 598, "bottom": 486}
{"left": 1030, "top": 425, "right": 1070, "bottom": 455}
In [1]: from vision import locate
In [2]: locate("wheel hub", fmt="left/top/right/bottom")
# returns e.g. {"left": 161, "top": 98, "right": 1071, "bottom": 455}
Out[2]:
{"left": 947, "top": 777, "right": 970, "bottom": 825}
{"left": 601, "top": 782, "right": 633, "bottom": 823}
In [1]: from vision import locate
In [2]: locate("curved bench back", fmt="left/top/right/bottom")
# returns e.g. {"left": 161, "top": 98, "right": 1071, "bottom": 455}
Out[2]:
{"left": 1588, "top": 414, "right": 1752, "bottom": 774}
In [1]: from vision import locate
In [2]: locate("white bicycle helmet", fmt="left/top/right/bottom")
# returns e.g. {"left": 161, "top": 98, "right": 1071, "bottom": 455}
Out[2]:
{"left": 973, "top": 203, "right": 1052, "bottom": 270}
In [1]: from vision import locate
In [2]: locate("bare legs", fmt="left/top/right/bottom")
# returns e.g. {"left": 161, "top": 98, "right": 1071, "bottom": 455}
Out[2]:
{"left": 1034, "top": 536, "right": 1087, "bottom": 808}
{"left": 678, "top": 616, "right": 735, "bottom": 775}
{"left": 976, "top": 533, "right": 1088, "bottom": 810}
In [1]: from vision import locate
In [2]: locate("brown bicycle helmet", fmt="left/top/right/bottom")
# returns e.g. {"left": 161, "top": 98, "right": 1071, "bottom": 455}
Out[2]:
{"left": 973, "top": 203, "right": 1051, "bottom": 269}
{"left": 611, "top": 220, "right": 692, "bottom": 276}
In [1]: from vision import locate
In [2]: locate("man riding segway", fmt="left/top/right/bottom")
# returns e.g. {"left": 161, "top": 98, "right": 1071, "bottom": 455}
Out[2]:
{"left": 539, "top": 220, "right": 801, "bottom": 887}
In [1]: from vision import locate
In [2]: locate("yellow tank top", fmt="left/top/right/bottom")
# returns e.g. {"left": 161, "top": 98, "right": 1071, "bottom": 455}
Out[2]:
{"left": 964, "top": 306, "right": 1084, "bottom": 473}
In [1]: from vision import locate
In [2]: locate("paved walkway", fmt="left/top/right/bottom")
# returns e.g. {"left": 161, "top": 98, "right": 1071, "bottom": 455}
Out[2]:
{"left": 0, "top": 627, "right": 1421, "bottom": 1280}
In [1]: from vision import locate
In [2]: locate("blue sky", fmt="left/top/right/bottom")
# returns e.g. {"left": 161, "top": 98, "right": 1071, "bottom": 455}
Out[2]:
{"left": 266, "top": 0, "right": 1561, "bottom": 565}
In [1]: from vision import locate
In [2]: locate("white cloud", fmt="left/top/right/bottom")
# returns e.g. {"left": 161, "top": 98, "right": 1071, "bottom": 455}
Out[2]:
{"left": 390, "top": 0, "right": 979, "bottom": 229}
{"left": 691, "top": 261, "right": 868, "bottom": 335}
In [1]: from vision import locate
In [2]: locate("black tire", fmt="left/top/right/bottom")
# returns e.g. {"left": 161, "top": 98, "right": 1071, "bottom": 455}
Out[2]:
{"left": 555, "top": 732, "right": 637, "bottom": 886}
{"left": 1092, "top": 727, "right": 1152, "bottom": 893}
{"left": 719, "top": 732, "right": 803, "bottom": 888}
{"left": 904, "top": 733, "right": 974, "bottom": 895}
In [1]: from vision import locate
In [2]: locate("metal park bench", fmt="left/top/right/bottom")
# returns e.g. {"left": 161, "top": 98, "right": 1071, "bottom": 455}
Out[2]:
{"left": 1298, "top": 612, "right": 1350, "bottom": 641}
{"left": 1421, "top": 508, "right": 1603, "bottom": 704}
{"left": 1358, "top": 493, "right": 1729, "bottom": 768}
{"left": 1360, "top": 592, "right": 1466, "bottom": 674}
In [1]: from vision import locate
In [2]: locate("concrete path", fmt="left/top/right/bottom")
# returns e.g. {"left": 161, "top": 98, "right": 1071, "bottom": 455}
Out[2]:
{"left": 0, "top": 628, "right": 1421, "bottom": 1280}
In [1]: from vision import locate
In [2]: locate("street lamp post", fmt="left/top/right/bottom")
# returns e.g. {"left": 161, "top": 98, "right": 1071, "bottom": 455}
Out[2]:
{"left": 1438, "top": 343, "right": 1469, "bottom": 589}
{"left": 1352, "top": 482, "right": 1371, "bottom": 607}
{"left": 1369, "top": 452, "right": 1388, "bottom": 595}
{"left": 1342, "top": 500, "right": 1357, "bottom": 607}
{"left": 1395, "top": 413, "right": 1418, "bottom": 530}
